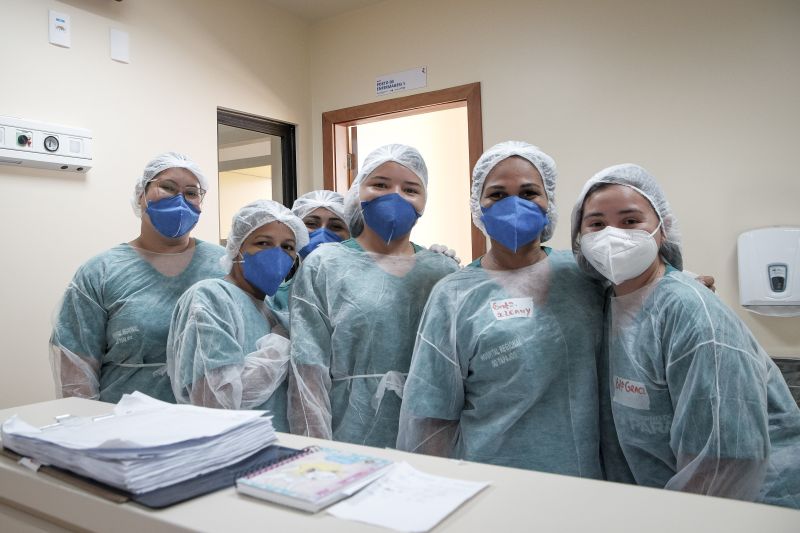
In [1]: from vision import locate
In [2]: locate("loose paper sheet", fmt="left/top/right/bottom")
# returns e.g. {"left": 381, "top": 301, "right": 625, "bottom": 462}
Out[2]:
{"left": 327, "top": 462, "right": 489, "bottom": 532}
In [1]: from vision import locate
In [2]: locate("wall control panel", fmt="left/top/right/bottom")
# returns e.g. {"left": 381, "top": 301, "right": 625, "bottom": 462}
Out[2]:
{"left": 0, "top": 116, "right": 92, "bottom": 172}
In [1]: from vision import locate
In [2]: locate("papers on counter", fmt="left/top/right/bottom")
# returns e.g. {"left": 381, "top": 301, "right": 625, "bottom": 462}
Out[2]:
{"left": 327, "top": 462, "right": 489, "bottom": 532}
{"left": 0, "top": 392, "right": 276, "bottom": 494}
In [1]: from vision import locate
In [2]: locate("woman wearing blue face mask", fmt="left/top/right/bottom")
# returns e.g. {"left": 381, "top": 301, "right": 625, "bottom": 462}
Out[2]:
{"left": 49, "top": 152, "right": 226, "bottom": 403}
{"left": 267, "top": 190, "right": 352, "bottom": 318}
{"left": 293, "top": 190, "right": 351, "bottom": 257}
{"left": 288, "top": 144, "right": 460, "bottom": 447}
{"left": 397, "top": 141, "right": 604, "bottom": 478}
{"left": 167, "top": 200, "right": 308, "bottom": 430}
{"left": 572, "top": 164, "right": 800, "bottom": 509}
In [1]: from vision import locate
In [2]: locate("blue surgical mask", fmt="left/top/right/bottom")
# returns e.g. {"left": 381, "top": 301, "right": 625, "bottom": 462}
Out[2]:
{"left": 299, "top": 228, "right": 343, "bottom": 259}
{"left": 361, "top": 193, "right": 420, "bottom": 243}
{"left": 240, "top": 247, "right": 295, "bottom": 297}
{"left": 480, "top": 195, "right": 549, "bottom": 252}
{"left": 145, "top": 194, "right": 200, "bottom": 238}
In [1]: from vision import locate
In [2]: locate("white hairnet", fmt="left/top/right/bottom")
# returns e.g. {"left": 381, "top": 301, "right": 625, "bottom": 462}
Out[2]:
{"left": 131, "top": 152, "right": 208, "bottom": 217}
{"left": 570, "top": 163, "right": 683, "bottom": 279}
{"left": 343, "top": 144, "right": 428, "bottom": 237}
{"left": 292, "top": 190, "right": 346, "bottom": 221}
{"left": 221, "top": 200, "right": 310, "bottom": 273}
{"left": 470, "top": 141, "right": 558, "bottom": 242}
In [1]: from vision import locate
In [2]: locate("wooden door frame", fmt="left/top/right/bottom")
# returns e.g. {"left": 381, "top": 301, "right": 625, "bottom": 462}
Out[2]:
{"left": 322, "top": 82, "right": 485, "bottom": 259}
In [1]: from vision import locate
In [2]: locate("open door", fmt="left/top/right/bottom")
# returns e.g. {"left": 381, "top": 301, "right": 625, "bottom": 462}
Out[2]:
{"left": 322, "top": 83, "right": 484, "bottom": 260}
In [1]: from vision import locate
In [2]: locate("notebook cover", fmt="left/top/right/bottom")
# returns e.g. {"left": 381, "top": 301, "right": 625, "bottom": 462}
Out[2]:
{"left": 236, "top": 446, "right": 392, "bottom": 510}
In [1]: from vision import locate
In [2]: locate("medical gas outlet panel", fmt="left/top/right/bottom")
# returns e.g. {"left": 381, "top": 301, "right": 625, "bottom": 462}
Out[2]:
{"left": 0, "top": 116, "right": 92, "bottom": 173}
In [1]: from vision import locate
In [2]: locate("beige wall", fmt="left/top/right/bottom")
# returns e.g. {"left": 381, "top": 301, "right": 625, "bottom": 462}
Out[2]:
{"left": 310, "top": 0, "right": 800, "bottom": 356}
{"left": 2, "top": 0, "right": 798, "bottom": 409}
{"left": 0, "top": 0, "right": 311, "bottom": 407}
{"left": 355, "top": 107, "right": 473, "bottom": 263}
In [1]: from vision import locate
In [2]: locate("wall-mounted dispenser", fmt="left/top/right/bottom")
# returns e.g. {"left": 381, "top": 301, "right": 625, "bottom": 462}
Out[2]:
{"left": 738, "top": 227, "right": 800, "bottom": 317}
{"left": 0, "top": 115, "right": 92, "bottom": 173}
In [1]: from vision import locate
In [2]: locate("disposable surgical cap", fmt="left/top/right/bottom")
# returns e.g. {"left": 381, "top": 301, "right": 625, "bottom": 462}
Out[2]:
{"left": 131, "top": 152, "right": 208, "bottom": 217}
{"left": 344, "top": 144, "right": 428, "bottom": 237}
{"left": 292, "top": 190, "right": 346, "bottom": 221}
{"left": 470, "top": 141, "right": 558, "bottom": 242}
{"left": 221, "top": 200, "right": 309, "bottom": 273}
{"left": 571, "top": 163, "right": 683, "bottom": 278}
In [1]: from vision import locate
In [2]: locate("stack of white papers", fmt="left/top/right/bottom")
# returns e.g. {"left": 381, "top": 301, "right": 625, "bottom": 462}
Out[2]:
{"left": 0, "top": 392, "right": 276, "bottom": 494}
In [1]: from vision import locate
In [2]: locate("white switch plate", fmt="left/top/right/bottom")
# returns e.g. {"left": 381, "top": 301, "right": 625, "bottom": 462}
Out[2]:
{"left": 48, "top": 10, "right": 71, "bottom": 48}
{"left": 110, "top": 28, "right": 130, "bottom": 63}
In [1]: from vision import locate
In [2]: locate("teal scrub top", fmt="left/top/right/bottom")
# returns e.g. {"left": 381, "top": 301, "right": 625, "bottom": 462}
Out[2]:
{"left": 289, "top": 238, "right": 459, "bottom": 447}
{"left": 401, "top": 249, "right": 605, "bottom": 476}
{"left": 168, "top": 277, "right": 289, "bottom": 431}
{"left": 51, "top": 240, "right": 225, "bottom": 403}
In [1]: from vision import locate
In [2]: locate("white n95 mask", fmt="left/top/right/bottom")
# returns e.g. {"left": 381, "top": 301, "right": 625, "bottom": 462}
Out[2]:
{"left": 580, "top": 224, "right": 661, "bottom": 285}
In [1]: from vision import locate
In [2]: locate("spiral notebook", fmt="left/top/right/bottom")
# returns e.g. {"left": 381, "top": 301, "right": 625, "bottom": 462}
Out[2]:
{"left": 236, "top": 446, "right": 393, "bottom": 513}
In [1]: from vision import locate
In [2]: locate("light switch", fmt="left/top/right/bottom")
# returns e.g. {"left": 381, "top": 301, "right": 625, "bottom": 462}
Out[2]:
{"left": 49, "top": 10, "right": 71, "bottom": 48}
{"left": 110, "top": 28, "right": 130, "bottom": 63}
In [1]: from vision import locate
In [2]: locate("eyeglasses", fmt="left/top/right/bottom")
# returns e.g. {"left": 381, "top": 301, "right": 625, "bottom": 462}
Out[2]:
{"left": 147, "top": 178, "right": 206, "bottom": 205}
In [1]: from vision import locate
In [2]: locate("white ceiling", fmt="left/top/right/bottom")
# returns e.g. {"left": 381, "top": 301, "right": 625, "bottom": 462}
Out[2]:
{"left": 265, "top": 0, "right": 386, "bottom": 22}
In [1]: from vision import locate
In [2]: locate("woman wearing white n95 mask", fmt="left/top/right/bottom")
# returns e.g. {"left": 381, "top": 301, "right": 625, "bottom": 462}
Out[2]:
{"left": 572, "top": 163, "right": 800, "bottom": 509}
{"left": 397, "top": 141, "right": 604, "bottom": 477}
{"left": 50, "top": 152, "right": 225, "bottom": 403}
{"left": 288, "top": 144, "right": 459, "bottom": 448}
{"left": 167, "top": 200, "right": 308, "bottom": 431}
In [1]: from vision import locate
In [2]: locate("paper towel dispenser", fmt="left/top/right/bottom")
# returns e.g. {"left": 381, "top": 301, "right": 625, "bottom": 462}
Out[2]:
{"left": 737, "top": 227, "right": 800, "bottom": 317}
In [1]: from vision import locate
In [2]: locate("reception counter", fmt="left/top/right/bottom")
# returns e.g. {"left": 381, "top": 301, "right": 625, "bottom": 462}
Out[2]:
{"left": 0, "top": 397, "right": 797, "bottom": 532}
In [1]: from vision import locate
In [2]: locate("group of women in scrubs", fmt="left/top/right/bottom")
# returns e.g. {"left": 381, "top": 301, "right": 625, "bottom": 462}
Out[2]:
{"left": 50, "top": 143, "right": 799, "bottom": 510}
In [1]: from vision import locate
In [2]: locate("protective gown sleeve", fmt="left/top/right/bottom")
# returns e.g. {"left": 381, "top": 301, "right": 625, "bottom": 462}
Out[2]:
{"left": 167, "top": 289, "right": 289, "bottom": 410}
{"left": 662, "top": 295, "right": 771, "bottom": 500}
{"left": 49, "top": 270, "right": 105, "bottom": 400}
{"left": 287, "top": 261, "right": 333, "bottom": 438}
{"left": 397, "top": 281, "right": 463, "bottom": 456}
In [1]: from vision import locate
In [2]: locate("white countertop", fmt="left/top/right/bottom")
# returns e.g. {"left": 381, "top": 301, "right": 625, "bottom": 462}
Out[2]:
{"left": 0, "top": 397, "right": 797, "bottom": 533}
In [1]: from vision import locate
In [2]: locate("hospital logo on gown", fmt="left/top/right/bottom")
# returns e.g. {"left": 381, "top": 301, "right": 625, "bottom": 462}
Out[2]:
{"left": 489, "top": 298, "right": 533, "bottom": 320}
{"left": 112, "top": 325, "right": 140, "bottom": 344}
{"left": 613, "top": 376, "right": 650, "bottom": 410}
{"left": 478, "top": 337, "right": 523, "bottom": 369}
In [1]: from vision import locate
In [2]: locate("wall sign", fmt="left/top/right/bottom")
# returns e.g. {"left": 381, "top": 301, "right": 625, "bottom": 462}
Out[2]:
{"left": 376, "top": 67, "right": 427, "bottom": 96}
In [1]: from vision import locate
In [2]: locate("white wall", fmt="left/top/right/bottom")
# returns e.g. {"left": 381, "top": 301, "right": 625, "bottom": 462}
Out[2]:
{"left": 309, "top": 0, "right": 800, "bottom": 356}
{"left": 0, "top": 0, "right": 311, "bottom": 407}
{"left": 356, "top": 107, "right": 473, "bottom": 263}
